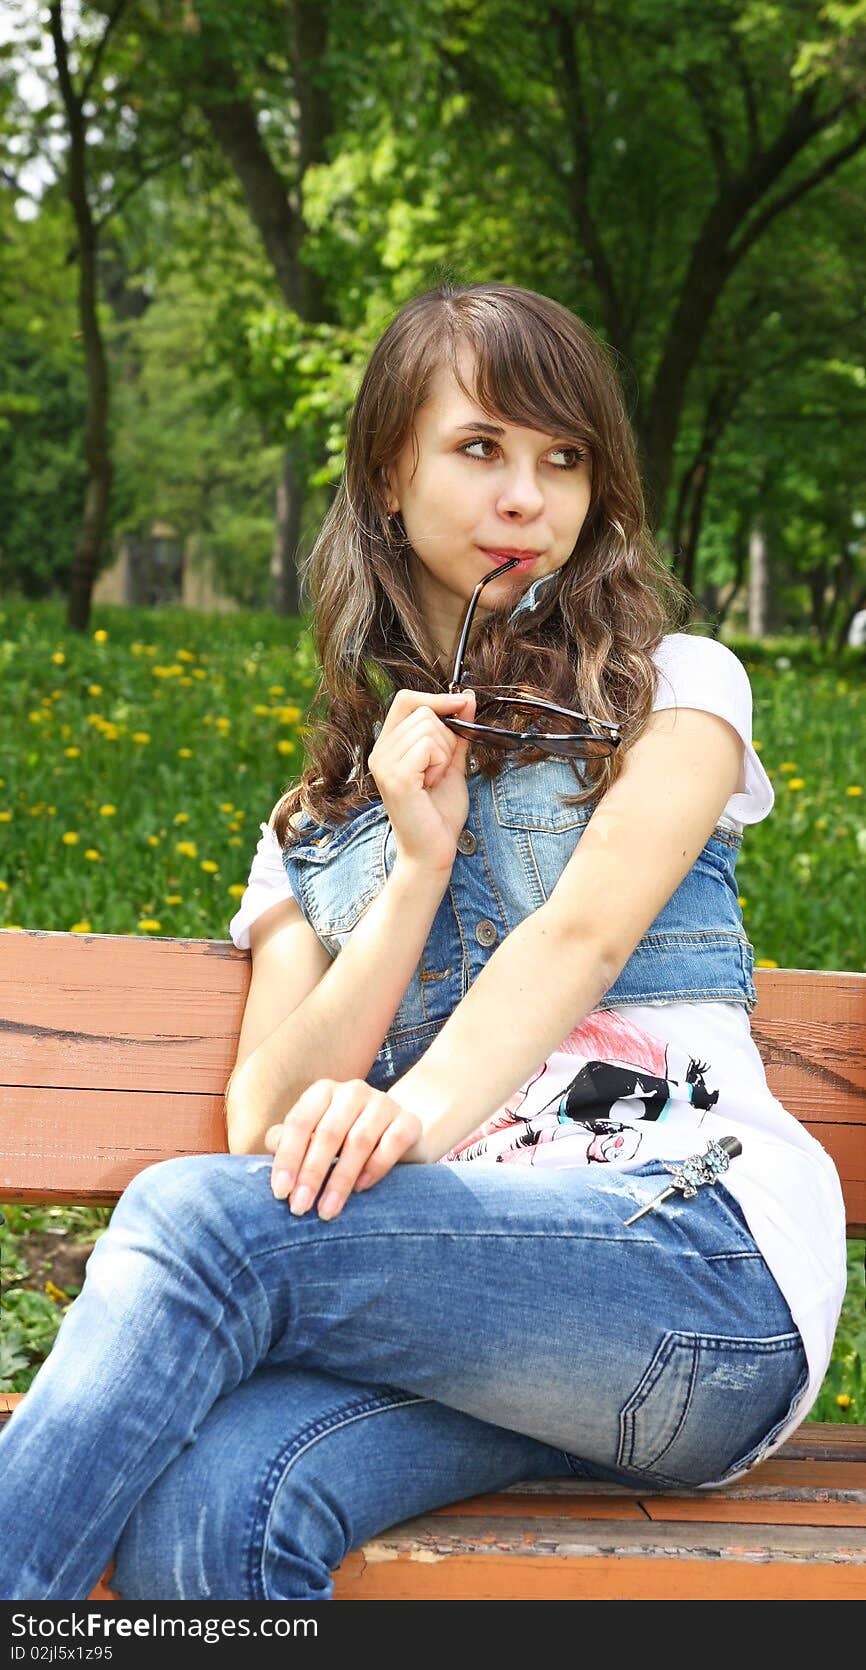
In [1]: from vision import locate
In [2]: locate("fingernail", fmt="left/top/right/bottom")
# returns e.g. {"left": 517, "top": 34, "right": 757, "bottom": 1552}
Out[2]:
{"left": 272, "top": 1169, "right": 292, "bottom": 1200}
{"left": 318, "top": 1191, "right": 340, "bottom": 1219}
{"left": 290, "top": 1184, "right": 312, "bottom": 1215}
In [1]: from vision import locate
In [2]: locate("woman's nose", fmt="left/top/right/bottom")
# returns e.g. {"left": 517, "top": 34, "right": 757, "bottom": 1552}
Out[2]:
{"left": 494, "top": 464, "right": 546, "bottom": 518}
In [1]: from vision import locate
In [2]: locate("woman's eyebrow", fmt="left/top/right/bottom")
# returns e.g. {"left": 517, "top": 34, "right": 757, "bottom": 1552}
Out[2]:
{"left": 451, "top": 420, "right": 575, "bottom": 441}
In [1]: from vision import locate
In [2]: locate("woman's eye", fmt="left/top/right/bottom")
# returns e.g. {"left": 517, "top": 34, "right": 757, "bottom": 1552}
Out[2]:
{"left": 459, "top": 438, "right": 584, "bottom": 470}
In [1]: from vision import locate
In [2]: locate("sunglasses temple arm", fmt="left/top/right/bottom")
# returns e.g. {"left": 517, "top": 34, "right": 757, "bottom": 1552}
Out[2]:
{"left": 448, "top": 576, "right": 484, "bottom": 692}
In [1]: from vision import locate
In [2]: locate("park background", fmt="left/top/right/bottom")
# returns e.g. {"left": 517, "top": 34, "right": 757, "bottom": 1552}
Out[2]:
{"left": 0, "top": 0, "right": 863, "bottom": 1417}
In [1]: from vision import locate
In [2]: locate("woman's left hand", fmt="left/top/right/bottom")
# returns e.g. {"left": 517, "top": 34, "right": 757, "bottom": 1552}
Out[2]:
{"left": 264, "top": 1079, "right": 425, "bottom": 1219}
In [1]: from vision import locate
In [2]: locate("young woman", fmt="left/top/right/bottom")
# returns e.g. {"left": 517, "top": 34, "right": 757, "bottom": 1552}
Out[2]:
{"left": 0, "top": 283, "right": 846, "bottom": 1601}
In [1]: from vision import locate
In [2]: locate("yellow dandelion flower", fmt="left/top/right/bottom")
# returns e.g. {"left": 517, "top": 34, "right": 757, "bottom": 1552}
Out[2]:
{"left": 63, "top": 746, "right": 80, "bottom": 758}
{"left": 146, "top": 835, "right": 160, "bottom": 847}
{"left": 752, "top": 740, "right": 762, "bottom": 751}
{"left": 61, "top": 831, "right": 79, "bottom": 845}
{"left": 0, "top": 779, "right": 4, "bottom": 788}
{"left": 228, "top": 837, "right": 242, "bottom": 847}
{"left": 0, "top": 812, "right": 12, "bottom": 823}
{"left": 177, "top": 649, "right": 196, "bottom": 662}
{"left": 836, "top": 1393, "right": 852, "bottom": 1409}
{"left": 176, "top": 841, "right": 198, "bottom": 858}
{"left": 268, "top": 685, "right": 285, "bottom": 697}
{"left": 738, "top": 896, "right": 747, "bottom": 908}
{"left": 779, "top": 762, "right": 798, "bottom": 773}
{"left": 99, "top": 805, "right": 117, "bottom": 817}
{"left": 84, "top": 849, "right": 101, "bottom": 861}
{"left": 193, "top": 669, "right": 207, "bottom": 680}
{"left": 164, "top": 894, "right": 182, "bottom": 905}
{"left": 29, "top": 711, "right": 45, "bottom": 723}
{"left": 254, "top": 704, "right": 270, "bottom": 716}
{"left": 44, "top": 1279, "right": 69, "bottom": 1302}
{"left": 173, "top": 812, "right": 189, "bottom": 824}
{"left": 846, "top": 785, "right": 862, "bottom": 797}
{"left": 0, "top": 880, "right": 8, "bottom": 891}
{"left": 228, "top": 821, "right": 241, "bottom": 832}
{"left": 215, "top": 717, "right": 231, "bottom": 732}
{"left": 787, "top": 778, "right": 804, "bottom": 791}
{"left": 131, "top": 732, "right": 151, "bottom": 745}
{"left": 277, "top": 740, "right": 296, "bottom": 755}
{"left": 178, "top": 748, "right": 193, "bottom": 759}
{"left": 69, "top": 920, "right": 91, "bottom": 933}
{"left": 2, "top": 924, "right": 24, "bottom": 931}
{"left": 138, "top": 919, "right": 161, "bottom": 933}
{"left": 200, "top": 860, "right": 219, "bottom": 874}
{"left": 219, "top": 802, "right": 235, "bottom": 814}
{"left": 815, "top": 817, "right": 827, "bottom": 829}
{"left": 52, "top": 651, "right": 65, "bottom": 665}
{"left": 88, "top": 683, "right": 102, "bottom": 696}
{"left": 756, "top": 957, "right": 779, "bottom": 969}
{"left": 228, "top": 884, "right": 245, "bottom": 898}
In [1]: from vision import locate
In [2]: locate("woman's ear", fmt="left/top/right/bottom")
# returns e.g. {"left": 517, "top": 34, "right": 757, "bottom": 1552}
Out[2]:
{"left": 381, "top": 466, "right": 399, "bottom": 516}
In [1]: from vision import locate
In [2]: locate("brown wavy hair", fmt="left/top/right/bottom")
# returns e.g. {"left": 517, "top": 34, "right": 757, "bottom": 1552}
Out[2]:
{"left": 272, "top": 282, "right": 695, "bottom": 850}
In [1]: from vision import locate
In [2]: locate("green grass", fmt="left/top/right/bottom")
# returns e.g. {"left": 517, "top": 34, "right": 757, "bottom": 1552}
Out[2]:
{"left": 0, "top": 597, "right": 864, "bottom": 1417}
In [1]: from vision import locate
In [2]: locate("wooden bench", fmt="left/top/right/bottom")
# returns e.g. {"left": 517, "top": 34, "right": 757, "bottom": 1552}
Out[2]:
{"left": 1, "top": 927, "right": 864, "bottom": 1600}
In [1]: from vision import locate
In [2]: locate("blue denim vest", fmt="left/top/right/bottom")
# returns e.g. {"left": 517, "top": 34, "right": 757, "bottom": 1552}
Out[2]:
{"left": 283, "top": 578, "right": 757, "bottom": 1090}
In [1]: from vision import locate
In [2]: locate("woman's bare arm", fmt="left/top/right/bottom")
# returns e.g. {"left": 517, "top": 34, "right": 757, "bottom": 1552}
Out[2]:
{"left": 226, "top": 857, "right": 450, "bottom": 1154}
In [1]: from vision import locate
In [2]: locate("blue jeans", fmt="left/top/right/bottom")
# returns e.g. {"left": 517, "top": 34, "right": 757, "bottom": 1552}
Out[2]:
{"left": 0, "top": 1155, "right": 807, "bottom": 1600}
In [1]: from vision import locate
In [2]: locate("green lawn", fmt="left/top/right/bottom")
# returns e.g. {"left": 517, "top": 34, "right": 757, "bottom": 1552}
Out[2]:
{"left": 1, "top": 597, "right": 863, "bottom": 1418}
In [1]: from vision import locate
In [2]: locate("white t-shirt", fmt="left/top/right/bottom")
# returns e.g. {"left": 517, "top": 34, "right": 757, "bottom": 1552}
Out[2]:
{"left": 228, "top": 634, "right": 848, "bottom": 1477}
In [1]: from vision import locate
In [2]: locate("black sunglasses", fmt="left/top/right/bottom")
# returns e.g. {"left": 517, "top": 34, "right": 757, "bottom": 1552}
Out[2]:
{"left": 440, "top": 559, "right": 622, "bottom": 760}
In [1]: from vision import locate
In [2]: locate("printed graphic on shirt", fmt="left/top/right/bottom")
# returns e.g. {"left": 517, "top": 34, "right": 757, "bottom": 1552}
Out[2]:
{"left": 441, "top": 1008, "right": 718, "bottom": 1169}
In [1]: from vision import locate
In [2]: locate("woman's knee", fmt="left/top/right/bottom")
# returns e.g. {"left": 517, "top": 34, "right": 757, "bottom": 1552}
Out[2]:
{"left": 109, "top": 1153, "right": 268, "bottom": 1255}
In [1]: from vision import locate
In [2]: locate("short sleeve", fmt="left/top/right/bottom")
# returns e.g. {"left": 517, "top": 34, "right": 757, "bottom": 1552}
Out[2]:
{"left": 227, "top": 822, "right": 295, "bottom": 950}
{"left": 651, "top": 634, "right": 774, "bottom": 828}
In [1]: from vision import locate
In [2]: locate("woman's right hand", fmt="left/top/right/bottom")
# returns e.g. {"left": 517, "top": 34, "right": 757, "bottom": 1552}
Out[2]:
{"left": 367, "top": 688, "right": 478, "bottom": 875}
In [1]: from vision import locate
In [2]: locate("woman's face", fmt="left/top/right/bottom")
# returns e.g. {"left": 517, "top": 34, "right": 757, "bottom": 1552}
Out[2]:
{"left": 383, "top": 346, "right": 592, "bottom": 660}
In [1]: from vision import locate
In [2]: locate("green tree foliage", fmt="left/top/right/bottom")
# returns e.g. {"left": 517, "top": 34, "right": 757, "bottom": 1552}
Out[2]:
{"left": 1, "top": 0, "right": 864, "bottom": 629}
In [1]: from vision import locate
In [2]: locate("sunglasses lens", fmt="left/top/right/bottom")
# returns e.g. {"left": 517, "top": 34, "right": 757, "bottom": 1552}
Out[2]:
{"left": 474, "top": 696, "right": 613, "bottom": 757}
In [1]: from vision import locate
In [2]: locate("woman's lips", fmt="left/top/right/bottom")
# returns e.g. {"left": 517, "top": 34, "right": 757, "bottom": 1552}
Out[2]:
{"left": 479, "top": 548, "right": 541, "bottom": 570}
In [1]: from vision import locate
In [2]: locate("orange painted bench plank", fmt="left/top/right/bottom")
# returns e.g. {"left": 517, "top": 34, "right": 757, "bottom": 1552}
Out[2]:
{"left": 329, "top": 1551, "right": 866, "bottom": 1601}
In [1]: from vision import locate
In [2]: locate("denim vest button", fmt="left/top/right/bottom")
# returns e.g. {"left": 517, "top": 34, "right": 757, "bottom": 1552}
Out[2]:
{"left": 456, "top": 828, "right": 477, "bottom": 855}
{"left": 475, "top": 918, "right": 498, "bottom": 947}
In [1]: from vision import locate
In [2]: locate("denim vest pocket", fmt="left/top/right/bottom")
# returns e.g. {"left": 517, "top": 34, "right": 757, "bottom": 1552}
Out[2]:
{"left": 288, "top": 801, "right": 390, "bottom": 950}
{"left": 491, "top": 754, "right": 594, "bottom": 903}
{"left": 492, "top": 753, "right": 593, "bottom": 833}
{"left": 617, "top": 1328, "right": 808, "bottom": 1488}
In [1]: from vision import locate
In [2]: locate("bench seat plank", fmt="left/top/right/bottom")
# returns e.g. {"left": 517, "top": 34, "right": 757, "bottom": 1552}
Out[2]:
{"left": 330, "top": 1548, "right": 866, "bottom": 1600}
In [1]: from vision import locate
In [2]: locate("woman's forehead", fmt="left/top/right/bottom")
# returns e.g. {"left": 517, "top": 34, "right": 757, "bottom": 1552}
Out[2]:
{"left": 420, "top": 358, "right": 569, "bottom": 444}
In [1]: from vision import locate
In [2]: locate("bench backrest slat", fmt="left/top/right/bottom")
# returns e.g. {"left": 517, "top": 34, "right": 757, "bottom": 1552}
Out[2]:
{"left": 1, "top": 932, "right": 864, "bottom": 1229}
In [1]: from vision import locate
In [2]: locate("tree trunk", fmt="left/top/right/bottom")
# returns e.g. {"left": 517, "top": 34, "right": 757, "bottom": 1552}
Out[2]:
{"left": 198, "top": 3, "right": 336, "bottom": 617}
{"left": 748, "top": 525, "right": 768, "bottom": 639}
{"left": 271, "top": 448, "right": 303, "bottom": 616}
{"left": 51, "top": 3, "right": 114, "bottom": 634}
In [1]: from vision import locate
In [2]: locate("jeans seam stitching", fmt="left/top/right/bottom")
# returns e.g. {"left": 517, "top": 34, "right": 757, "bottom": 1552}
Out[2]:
{"left": 252, "top": 1392, "right": 429, "bottom": 1600}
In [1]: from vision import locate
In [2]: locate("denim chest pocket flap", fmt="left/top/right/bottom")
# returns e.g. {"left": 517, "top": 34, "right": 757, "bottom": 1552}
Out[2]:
{"left": 289, "top": 801, "right": 390, "bottom": 939}
{"left": 492, "top": 754, "right": 595, "bottom": 833}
